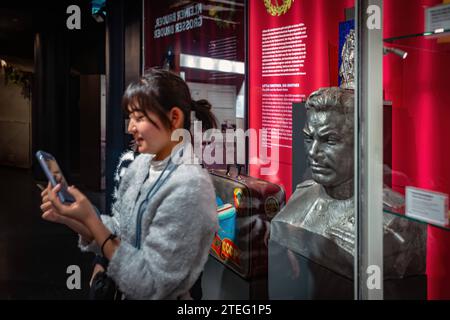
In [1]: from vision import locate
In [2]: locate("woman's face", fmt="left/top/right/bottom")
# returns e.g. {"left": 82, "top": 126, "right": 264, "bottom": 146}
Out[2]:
{"left": 127, "top": 109, "right": 172, "bottom": 155}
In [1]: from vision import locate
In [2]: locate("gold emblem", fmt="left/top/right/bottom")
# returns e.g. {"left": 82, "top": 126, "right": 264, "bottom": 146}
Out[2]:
{"left": 265, "top": 196, "right": 280, "bottom": 218}
{"left": 263, "top": 0, "right": 294, "bottom": 16}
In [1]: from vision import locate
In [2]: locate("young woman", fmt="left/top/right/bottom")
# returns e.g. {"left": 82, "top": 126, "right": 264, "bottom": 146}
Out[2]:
{"left": 40, "top": 68, "right": 218, "bottom": 299}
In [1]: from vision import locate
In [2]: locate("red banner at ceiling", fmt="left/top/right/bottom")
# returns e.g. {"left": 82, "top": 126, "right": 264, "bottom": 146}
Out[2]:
{"left": 248, "top": 0, "right": 354, "bottom": 196}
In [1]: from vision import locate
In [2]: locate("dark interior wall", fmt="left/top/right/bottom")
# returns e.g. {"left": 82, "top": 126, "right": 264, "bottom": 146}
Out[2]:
{"left": 105, "top": 0, "right": 142, "bottom": 210}
{"left": 27, "top": 1, "right": 105, "bottom": 182}
{"left": 105, "top": 0, "right": 125, "bottom": 209}
{"left": 33, "top": 29, "right": 72, "bottom": 178}
{"left": 124, "top": 1, "right": 142, "bottom": 86}
{"left": 80, "top": 74, "right": 101, "bottom": 190}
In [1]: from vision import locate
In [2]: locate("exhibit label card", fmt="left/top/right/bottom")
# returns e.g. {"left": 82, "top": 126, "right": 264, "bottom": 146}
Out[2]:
{"left": 406, "top": 187, "right": 449, "bottom": 227}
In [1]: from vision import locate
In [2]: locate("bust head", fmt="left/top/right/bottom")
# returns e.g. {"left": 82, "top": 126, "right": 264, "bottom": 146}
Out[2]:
{"left": 303, "top": 87, "right": 354, "bottom": 199}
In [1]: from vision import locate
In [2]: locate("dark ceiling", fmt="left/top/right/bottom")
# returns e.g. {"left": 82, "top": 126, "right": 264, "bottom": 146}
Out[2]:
{"left": 0, "top": 1, "right": 105, "bottom": 74}
{"left": 0, "top": 7, "right": 34, "bottom": 60}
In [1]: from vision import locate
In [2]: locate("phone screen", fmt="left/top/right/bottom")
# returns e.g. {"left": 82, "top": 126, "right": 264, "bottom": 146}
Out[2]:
{"left": 44, "top": 158, "right": 69, "bottom": 190}
{"left": 36, "top": 151, "right": 75, "bottom": 203}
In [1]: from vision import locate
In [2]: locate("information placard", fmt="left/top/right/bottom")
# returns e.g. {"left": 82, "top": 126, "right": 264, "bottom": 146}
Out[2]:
{"left": 425, "top": 3, "right": 450, "bottom": 33}
{"left": 406, "top": 187, "right": 449, "bottom": 227}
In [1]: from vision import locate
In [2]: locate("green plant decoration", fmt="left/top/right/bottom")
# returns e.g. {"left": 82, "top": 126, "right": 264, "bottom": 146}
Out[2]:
{"left": 3, "top": 64, "right": 32, "bottom": 100}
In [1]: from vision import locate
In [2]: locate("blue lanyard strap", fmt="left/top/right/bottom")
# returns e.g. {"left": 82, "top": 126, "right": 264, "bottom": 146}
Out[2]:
{"left": 134, "top": 149, "right": 183, "bottom": 249}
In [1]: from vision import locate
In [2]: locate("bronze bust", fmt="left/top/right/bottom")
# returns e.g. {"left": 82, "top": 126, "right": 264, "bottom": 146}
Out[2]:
{"left": 270, "top": 86, "right": 426, "bottom": 280}
{"left": 273, "top": 87, "right": 355, "bottom": 247}
{"left": 270, "top": 25, "right": 426, "bottom": 281}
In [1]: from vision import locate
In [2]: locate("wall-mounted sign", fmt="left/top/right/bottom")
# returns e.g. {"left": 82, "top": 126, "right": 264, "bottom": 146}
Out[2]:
{"left": 248, "top": 0, "right": 354, "bottom": 196}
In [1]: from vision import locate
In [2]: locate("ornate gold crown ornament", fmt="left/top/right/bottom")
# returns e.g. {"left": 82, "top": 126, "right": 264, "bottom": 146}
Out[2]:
{"left": 263, "top": 0, "right": 294, "bottom": 16}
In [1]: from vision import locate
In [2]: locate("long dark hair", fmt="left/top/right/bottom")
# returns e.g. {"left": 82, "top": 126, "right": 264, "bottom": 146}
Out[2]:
{"left": 122, "top": 68, "right": 217, "bottom": 131}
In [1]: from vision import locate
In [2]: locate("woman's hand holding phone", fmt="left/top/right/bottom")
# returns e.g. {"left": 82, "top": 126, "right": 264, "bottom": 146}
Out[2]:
{"left": 40, "top": 182, "right": 96, "bottom": 242}
{"left": 40, "top": 183, "right": 65, "bottom": 224}
{"left": 41, "top": 179, "right": 120, "bottom": 261}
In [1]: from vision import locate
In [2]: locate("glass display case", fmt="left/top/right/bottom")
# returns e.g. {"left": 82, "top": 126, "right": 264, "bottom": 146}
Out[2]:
{"left": 383, "top": 30, "right": 450, "bottom": 231}
{"left": 382, "top": 0, "right": 450, "bottom": 300}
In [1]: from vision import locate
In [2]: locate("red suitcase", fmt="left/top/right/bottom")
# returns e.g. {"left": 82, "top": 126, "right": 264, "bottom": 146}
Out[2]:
{"left": 209, "top": 165, "right": 286, "bottom": 280}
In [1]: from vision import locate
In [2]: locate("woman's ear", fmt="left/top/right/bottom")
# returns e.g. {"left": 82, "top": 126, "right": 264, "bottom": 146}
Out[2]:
{"left": 169, "top": 106, "right": 185, "bottom": 129}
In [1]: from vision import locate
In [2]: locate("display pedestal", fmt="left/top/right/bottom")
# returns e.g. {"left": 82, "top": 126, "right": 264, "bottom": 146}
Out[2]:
{"left": 268, "top": 239, "right": 427, "bottom": 300}
{"left": 268, "top": 239, "right": 353, "bottom": 300}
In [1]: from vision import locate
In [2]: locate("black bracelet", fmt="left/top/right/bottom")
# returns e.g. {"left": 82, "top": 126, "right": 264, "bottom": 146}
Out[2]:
{"left": 101, "top": 234, "right": 117, "bottom": 257}
{"left": 92, "top": 255, "right": 109, "bottom": 269}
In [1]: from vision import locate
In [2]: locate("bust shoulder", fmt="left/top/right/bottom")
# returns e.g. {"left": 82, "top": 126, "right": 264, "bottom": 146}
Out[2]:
{"left": 295, "top": 179, "right": 317, "bottom": 190}
{"left": 272, "top": 180, "right": 320, "bottom": 225}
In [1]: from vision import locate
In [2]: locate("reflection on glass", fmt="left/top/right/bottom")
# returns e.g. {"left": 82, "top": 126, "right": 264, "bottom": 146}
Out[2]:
{"left": 45, "top": 159, "right": 67, "bottom": 188}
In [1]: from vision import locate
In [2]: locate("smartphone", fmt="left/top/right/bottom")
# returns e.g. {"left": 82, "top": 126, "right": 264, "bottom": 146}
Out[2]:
{"left": 36, "top": 150, "right": 75, "bottom": 203}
